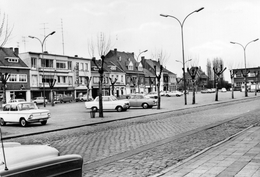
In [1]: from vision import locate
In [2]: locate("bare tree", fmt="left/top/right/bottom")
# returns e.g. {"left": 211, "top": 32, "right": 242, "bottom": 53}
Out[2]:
{"left": 152, "top": 49, "right": 169, "bottom": 109}
{"left": 89, "top": 33, "right": 111, "bottom": 117}
{"left": 227, "top": 62, "right": 236, "bottom": 99}
{"left": 0, "top": 11, "right": 13, "bottom": 47}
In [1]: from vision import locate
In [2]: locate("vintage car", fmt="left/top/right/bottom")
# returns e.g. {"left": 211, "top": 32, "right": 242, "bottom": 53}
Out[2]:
{"left": 165, "top": 91, "right": 183, "bottom": 97}
{"left": 126, "top": 94, "right": 157, "bottom": 109}
{"left": 32, "top": 97, "right": 48, "bottom": 104}
{"left": 0, "top": 141, "right": 83, "bottom": 177}
{"left": 85, "top": 95, "right": 129, "bottom": 112}
{"left": 0, "top": 102, "right": 50, "bottom": 127}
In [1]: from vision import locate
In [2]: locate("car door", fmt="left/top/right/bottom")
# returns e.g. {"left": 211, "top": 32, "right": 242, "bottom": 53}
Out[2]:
{"left": 9, "top": 104, "right": 21, "bottom": 123}
{"left": 130, "top": 95, "right": 139, "bottom": 107}
{"left": 102, "top": 97, "right": 110, "bottom": 109}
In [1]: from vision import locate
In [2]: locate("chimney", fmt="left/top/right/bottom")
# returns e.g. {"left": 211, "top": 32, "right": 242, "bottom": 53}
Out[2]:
{"left": 75, "top": 55, "right": 78, "bottom": 57}
{"left": 114, "top": 48, "right": 117, "bottom": 56}
{"left": 14, "top": 48, "right": 19, "bottom": 55}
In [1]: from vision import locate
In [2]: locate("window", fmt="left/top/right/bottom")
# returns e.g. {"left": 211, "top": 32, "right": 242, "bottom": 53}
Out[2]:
{"left": 19, "top": 74, "right": 27, "bottom": 82}
{"left": 57, "top": 76, "right": 66, "bottom": 83}
{"left": 93, "top": 76, "right": 99, "bottom": 84}
{"left": 128, "top": 65, "right": 133, "bottom": 70}
{"left": 31, "top": 57, "right": 37, "bottom": 68}
{"left": 32, "top": 75, "right": 38, "bottom": 86}
{"left": 9, "top": 74, "right": 17, "bottom": 82}
{"left": 41, "top": 59, "right": 53, "bottom": 68}
{"left": 81, "top": 63, "right": 84, "bottom": 70}
{"left": 85, "top": 63, "right": 89, "bottom": 71}
{"left": 121, "top": 75, "right": 123, "bottom": 82}
{"left": 56, "top": 62, "right": 66, "bottom": 69}
{"left": 68, "top": 61, "right": 72, "bottom": 70}
{"left": 68, "top": 76, "right": 73, "bottom": 85}
{"left": 7, "top": 57, "right": 19, "bottom": 63}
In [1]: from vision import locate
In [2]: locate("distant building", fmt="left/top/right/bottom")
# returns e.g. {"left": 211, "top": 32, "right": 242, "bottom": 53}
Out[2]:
{"left": 231, "top": 67, "right": 260, "bottom": 91}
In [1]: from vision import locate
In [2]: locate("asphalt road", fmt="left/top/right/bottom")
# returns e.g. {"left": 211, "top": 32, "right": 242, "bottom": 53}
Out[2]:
{"left": 1, "top": 91, "right": 258, "bottom": 138}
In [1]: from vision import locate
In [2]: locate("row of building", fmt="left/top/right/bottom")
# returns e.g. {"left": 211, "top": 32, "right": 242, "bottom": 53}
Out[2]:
{"left": 1, "top": 46, "right": 258, "bottom": 103}
{"left": 0, "top": 47, "right": 177, "bottom": 103}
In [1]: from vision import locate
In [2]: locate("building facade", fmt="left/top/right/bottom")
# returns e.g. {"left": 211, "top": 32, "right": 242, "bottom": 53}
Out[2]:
{"left": 0, "top": 47, "right": 30, "bottom": 103}
{"left": 231, "top": 67, "right": 260, "bottom": 91}
{"left": 19, "top": 52, "right": 91, "bottom": 101}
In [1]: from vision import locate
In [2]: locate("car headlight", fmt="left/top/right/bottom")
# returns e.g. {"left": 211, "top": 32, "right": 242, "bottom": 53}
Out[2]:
{"left": 47, "top": 113, "right": 51, "bottom": 117}
{"left": 29, "top": 114, "right": 33, "bottom": 119}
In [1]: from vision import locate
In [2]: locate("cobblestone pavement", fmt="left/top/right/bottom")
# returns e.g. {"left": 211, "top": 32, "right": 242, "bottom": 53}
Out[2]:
{"left": 9, "top": 97, "right": 260, "bottom": 176}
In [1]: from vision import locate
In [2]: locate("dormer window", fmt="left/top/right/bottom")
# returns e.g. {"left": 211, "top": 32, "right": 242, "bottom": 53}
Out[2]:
{"left": 137, "top": 63, "right": 143, "bottom": 71}
{"left": 6, "top": 57, "right": 19, "bottom": 63}
{"left": 128, "top": 65, "right": 133, "bottom": 70}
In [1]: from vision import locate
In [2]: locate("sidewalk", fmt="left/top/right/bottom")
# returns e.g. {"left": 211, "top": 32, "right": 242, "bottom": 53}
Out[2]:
{"left": 152, "top": 126, "right": 260, "bottom": 177}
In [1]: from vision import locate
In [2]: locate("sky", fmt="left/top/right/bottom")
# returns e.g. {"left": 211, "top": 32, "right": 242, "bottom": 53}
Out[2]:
{"left": 1, "top": 0, "right": 260, "bottom": 82}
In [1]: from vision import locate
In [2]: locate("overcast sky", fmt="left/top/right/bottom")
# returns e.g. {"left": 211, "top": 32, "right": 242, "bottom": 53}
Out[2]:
{"left": 1, "top": 0, "right": 260, "bottom": 80}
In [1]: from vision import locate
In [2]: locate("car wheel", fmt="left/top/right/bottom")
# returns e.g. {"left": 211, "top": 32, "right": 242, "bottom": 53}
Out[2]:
{"left": 0, "top": 118, "right": 6, "bottom": 126}
{"left": 92, "top": 107, "right": 98, "bottom": 112}
{"left": 142, "top": 103, "right": 149, "bottom": 109}
{"left": 41, "top": 120, "right": 47, "bottom": 125}
{"left": 116, "top": 106, "right": 123, "bottom": 112}
{"left": 20, "top": 118, "right": 27, "bottom": 127}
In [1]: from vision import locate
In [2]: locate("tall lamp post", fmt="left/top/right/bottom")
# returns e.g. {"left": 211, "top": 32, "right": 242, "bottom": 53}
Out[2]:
{"left": 136, "top": 50, "right": 148, "bottom": 93}
{"left": 29, "top": 31, "right": 56, "bottom": 107}
{"left": 230, "top": 38, "right": 259, "bottom": 97}
{"left": 160, "top": 7, "right": 204, "bottom": 105}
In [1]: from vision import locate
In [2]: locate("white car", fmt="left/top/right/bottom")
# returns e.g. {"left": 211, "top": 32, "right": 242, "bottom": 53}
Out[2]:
{"left": 32, "top": 97, "right": 48, "bottom": 104}
{"left": 165, "top": 91, "right": 183, "bottom": 97}
{"left": 85, "top": 95, "right": 129, "bottom": 112}
{"left": 0, "top": 142, "right": 83, "bottom": 176}
{"left": 0, "top": 102, "right": 50, "bottom": 127}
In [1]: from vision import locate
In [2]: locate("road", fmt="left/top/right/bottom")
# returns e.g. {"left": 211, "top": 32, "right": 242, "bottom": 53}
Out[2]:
{"left": 1, "top": 91, "right": 258, "bottom": 137}
{"left": 3, "top": 91, "right": 260, "bottom": 176}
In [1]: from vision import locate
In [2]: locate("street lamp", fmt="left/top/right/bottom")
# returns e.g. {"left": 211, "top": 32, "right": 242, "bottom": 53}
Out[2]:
{"left": 230, "top": 38, "right": 259, "bottom": 97}
{"left": 160, "top": 7, "right": 204, "bottom": 105}
{"left": 29, "top": 31, "right": 56, "bottom": 107}
{"left": 136, "top": 50, "right": 148, "bottom": 93}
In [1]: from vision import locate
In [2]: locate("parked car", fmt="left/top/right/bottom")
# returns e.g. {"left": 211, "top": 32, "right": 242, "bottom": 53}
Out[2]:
{"left": 0, "top": 141, "right": 83, "bottom": 176}
{"left": 165, "top": 91, "right": 183, "bottom": 97}
{"left": 221, "top": 88, "right": 227, "bottom": 92}
{"left": 201, "top": 89, "right": 215, "bottom": 93}
{"left": 76, "top": 95, "right": 93, "bottom": 102}
{"left": 32, "top": 97, "right": 48, "bottom": 104}
{"left": 59, "top": 96, "right": 73, "bottom": 103}
{"left": 128, "top": 94, "right": 157, "bottom": 109}
{"left": 0, "top": 102, "right": 50, "bottom": 127}
{"left": 8, "top": 99, "right": 26, "bottom": 103}
{"left": 85, "top": 95, "right": 129, "bottom": 112}
{"left": 145, "top": 92, "right": 159, "bottom": 99}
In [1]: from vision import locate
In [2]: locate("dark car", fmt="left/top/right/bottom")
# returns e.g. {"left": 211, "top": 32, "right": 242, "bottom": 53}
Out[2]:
{"left": 59, "top": 96, "right": 73, "bottom": 103}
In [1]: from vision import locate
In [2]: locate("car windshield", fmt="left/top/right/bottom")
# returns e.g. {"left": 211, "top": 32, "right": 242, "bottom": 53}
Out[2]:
{"left": 18, "top": 103, "right": 38, "bottom": 110}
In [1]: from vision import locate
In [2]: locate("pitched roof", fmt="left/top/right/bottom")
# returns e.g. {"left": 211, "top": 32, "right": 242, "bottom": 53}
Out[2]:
{"left": 144, "top": 59, "right": 176, "bottom": 75}
{"left": 0, "top": 47, "right": 28, "bottom": 68}
{"left": 105, "top": 49, "right": 143, "bottom": 74}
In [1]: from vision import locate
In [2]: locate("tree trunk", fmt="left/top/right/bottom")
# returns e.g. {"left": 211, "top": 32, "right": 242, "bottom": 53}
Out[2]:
{"left": 98, "top": 75, "right": 104, "bottom": 117}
